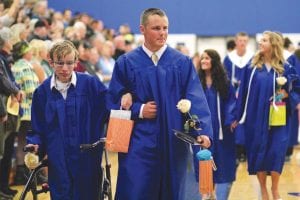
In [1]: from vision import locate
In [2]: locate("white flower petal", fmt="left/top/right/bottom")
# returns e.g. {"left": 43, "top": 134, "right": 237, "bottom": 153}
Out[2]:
{"left": 177, "top": 99, "right": 191, "bottom": 113}
{"left": 24, "top": 153, "right": 39, "bottom": 169}
{"left": 276, "top": 77, "right": 287, "bottom": 86}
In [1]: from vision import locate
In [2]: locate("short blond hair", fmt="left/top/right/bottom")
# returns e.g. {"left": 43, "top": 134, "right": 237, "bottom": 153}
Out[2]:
{"left": 49, "top": 40, "right": 79, "bottom": 61}
{"left": 140, "top": 8, "right": 167, "bottom": 26}
{"left": 29, "top": 39, "right": 47, "bottom": 58}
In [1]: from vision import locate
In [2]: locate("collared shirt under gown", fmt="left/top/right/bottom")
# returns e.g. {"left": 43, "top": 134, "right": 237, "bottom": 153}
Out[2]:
{"left": 236, "top": 63, "right": 296, "bottom": 174}
{"left": 107, "top": 46, "right": 213, "bottom": 200}
{"left": 27, "top": 73, "right": 108, "bottom": 200}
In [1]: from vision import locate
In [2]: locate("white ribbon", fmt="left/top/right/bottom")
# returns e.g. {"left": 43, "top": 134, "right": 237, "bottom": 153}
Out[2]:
{"left": 217, "top": 92, "right": 223, "bottom": 140}
{"left": 231, "top": 62, "right": 237, "bottom": 85}
{"left": 272, "top": 71, "right": 279, "bottom": 111}
{"left": 239, "top": 67, "right": 256, "bottom": 124}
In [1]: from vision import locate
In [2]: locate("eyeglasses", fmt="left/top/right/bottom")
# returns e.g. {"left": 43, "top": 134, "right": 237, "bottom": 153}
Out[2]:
{"left": 53, "top": 61, "right": 76, "bottom": 68}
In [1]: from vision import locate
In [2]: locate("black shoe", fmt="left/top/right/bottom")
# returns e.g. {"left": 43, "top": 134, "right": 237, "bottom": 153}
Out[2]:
{"left": 0, "top": 188, "right": 17, "bottom": 196}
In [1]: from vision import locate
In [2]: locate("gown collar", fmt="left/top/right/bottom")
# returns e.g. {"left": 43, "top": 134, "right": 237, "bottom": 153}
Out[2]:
{"left": 142, "top": 44, "right": 167, "bottom": 61}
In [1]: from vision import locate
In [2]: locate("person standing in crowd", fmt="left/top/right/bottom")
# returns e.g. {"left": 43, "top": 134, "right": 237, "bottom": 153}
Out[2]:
{"left": 236, "top": 31, "right": 299, "bottom": 200}
{"left": 198, "top": 49, "right": 237, "bottom": 200}
{"left": 286, "top": 48, "right": 300, "bottom": 161}
{"left": 28, "top": 19, "right": 51, "bottom": 42}
{"left": 62, "top": 9, "right": 72, "bottom": 27}
{"left": 0, "top": 29, "right": 23, "bottom": 199}
{"left": 224, "top": 32, "right": 254, "bottom": 88}
{"left": 226, "top": 39, "right": 236, "bottom": 53}
{"left": 10, "top": 23, "right": 30, "bottom": 44}
{"left": 223, "top": 32, "right": 254, "bottom": 163}
{"left": 0, "top": 0, "right": 20, "bottom": 27}
{"left": 29, "top": 39, "right": 53, "bottom": 78}
{"left": 192, "top": 52, "right": 201, "bottom": 71}
{"left": 112, "top": 35, "right": 126, "bottom": 60}
{"left": 26, "top": 40, "right": 108, "bottom": 200}
{"left": 283, "top": 37, "right": 295, "bottom": 60}
{"left": 107, "top": 8, "right": 213, "bottom": 200}
{"left": 11, "top": 40, "right": 40, "bottom": 185}
{"left": 97, "top": 40, "right": 115, "bottom": 88}
{"left": 73, "top": 40, "right": 94, "bottom": 73}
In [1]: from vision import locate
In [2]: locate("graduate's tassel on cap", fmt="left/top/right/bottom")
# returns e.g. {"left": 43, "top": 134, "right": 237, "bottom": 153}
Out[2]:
{"left": 196, "top": 149, "right": 216, "bottom": 196}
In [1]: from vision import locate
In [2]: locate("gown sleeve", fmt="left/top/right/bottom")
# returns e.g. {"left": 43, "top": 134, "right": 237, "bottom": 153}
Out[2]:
{"left": 107, "top": 57, "right": 142, "bottom": 120}
{"left": 223, "top": 56, "right": 232, "bottom": 80}
{"left": 235, "top": 64, "right": 252, "bottom": 121}
{"left": 223, "top": 85, "right": 237, "bottom": 126}
{"left": 26, "top": 85, "right": 45, "bottom": 155}
{"left": 284, "top": 63, "right": 300, "bottom": 111}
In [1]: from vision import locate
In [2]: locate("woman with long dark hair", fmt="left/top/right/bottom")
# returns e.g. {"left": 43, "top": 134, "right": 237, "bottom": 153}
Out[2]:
{"left": 198, "top": 49, "right": 237, "bottom": 200}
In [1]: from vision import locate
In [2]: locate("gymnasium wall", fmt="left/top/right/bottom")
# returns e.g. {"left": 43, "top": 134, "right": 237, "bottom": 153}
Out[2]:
{"left": 49, "top": 0, "right": 300, "bottom": 36}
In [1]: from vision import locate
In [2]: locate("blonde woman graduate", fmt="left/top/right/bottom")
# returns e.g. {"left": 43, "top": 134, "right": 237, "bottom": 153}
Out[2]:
{"left": 236, "top": 31, "right": 299, "bottom": 200}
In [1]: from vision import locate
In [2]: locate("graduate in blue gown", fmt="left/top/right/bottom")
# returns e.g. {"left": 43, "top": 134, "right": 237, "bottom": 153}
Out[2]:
{"left": 286, "top": 50, "right": 300, "bottom": 158}
{"left": 236, "top": 31, "right": 299, "bottom": 200}
{"left": 107, "top": 8, "right": 213, "bottom": 200}
{"left": 26, "top": 40, "right": 108, "bottom": 200}
{"left": 223, "top": 32, "right": 253, "bottom": 162}
{"left": 223, "top": 32, "right": 253, "bottom": 94}
{"left": 198, "top": 49, "right": 237, "bottom": 200}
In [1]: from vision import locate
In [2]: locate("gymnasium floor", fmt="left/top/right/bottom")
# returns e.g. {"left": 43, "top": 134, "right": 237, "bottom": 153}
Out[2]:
{"left": 13, "top": 146, "right": 300, "bottom": 200}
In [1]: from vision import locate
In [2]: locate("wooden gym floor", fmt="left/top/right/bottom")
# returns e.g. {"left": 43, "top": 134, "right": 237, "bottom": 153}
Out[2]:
{"left": 12, "top": 146, "right": 300, "bottom": 200}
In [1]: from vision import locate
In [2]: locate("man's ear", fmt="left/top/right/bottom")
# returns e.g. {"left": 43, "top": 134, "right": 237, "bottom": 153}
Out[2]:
{"left": 139, "top": 25, "right": 144, "bottom": 34}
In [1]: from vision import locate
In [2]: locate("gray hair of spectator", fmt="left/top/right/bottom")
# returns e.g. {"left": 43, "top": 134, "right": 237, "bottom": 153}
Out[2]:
{"left": 32, "top": 0, "right": 48, "bottom": 15}
{"left": 0, "top": 27, "right": 13, "bottom": 42}
{"left": 140, "top": 8, "right": 167, "bottom": 26}
{"left": 10, "top": 23, "right": 27, "bottom": 44}
{"left": 0, "top": 36, "right": 5, "bottom": 49}
{"left": 73, "top": 21, "right": 86, "bottom": 31}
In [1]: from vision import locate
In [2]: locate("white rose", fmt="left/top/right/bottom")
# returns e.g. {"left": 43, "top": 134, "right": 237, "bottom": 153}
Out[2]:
{"left": 176, "top": 99, "right": 191, "bottom": 113}
{"left": 24, "top": 152, "right": 39, "bottom": 169}
{"left": 276, "top": 76, "right": 287, "bottom": 86}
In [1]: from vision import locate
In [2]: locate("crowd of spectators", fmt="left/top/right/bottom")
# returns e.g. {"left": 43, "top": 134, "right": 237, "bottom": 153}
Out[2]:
{"left": 0, "top": 0, "right": 136, "bottom": 198}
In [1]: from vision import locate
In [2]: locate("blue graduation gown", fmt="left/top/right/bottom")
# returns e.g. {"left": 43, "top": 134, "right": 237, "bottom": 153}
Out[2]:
{"left": 107, "top": 46, "right": 213, "bottom": 200}
{"left": 204, "top": 85, "right": 236, "bottom": 183}
{"left": 27, "top": 73, "right": 107, "bottom": 200}
{"left": 287, "top": 54, "right": 300, "bottom": 146}
{"left": 223, "top": 56, "right": 247, "bottom": 90}
{"left": 223, "top": 55, "right": 251, "bottom": 145}
{"left": 236, "top": 63, "right": 292, "bottom": 174}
